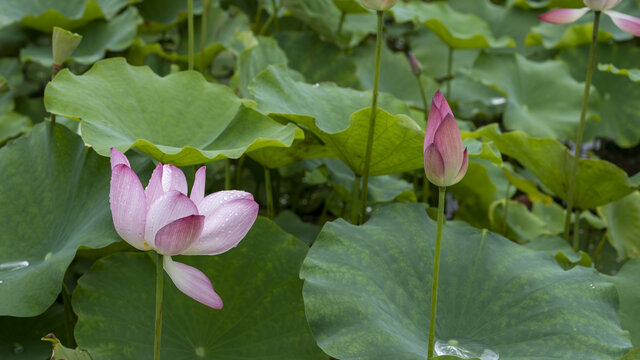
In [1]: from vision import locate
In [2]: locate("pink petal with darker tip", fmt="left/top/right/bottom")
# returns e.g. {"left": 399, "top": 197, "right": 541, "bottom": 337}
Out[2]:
{"left": 425, "top": 90, "right": 453, "bottom": 151}
{"left": 145, "top": 191, "right": 199, "bottom": 249}
{"left": 190, "top": 167, "right": 207, "bottom": 206}
{"left": 154, "top": 215, "right": 204, "bottom": 256}
{"left": 433, "top": 114, "right": 464, "bottom": 183}
{"left": 606, "top": 10, "right": 640, "bottom": 36}
{"left": 539, "top": 8, "right": 589, "bottom": 24}
{"left": 161, "top": 165, "right": 188, "bottom": 195}
{"left": 110, "top": 164, "right": 147, "bottom": 250}
{"left": 424, "top": 144, "right": 446, "bottom": 187}
{"left": 145, "top": 163, "right": 164, "bottom": 208}
{"left": 110, "top": 148, "right": 130, "bottom": 169}
{"left": 163, "top": 256, "right": 223, "bottom": 309}
{"left": 450, "top": 148, "right": 469, "bottom": 186}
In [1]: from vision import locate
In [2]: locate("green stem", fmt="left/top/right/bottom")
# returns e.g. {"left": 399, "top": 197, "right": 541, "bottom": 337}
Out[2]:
{"left": 61, "top": 282, "right": 76, "bottom": 348}
{"left": 593, "top": 233, "right": 607, "bottom": 269}
{"left": 337, "top": 11, "right": 346, "bottom": 36}
{"left": 427, "top": 187, "right": 446, "bottom": 359}
{"left": 320, "top": 189, "right": 336, "bottom": 224}
{"left": 259, "top": 13, "right": 275, "bottom": 35}
{"left": 199, "top": 0, "right": 209, "bottom": 74}
{"left": 272, "top": 0, "right": 279, "bottom": 33}
{"left": 265, "top": 167, "right": 274, "bottom": 219}
{"left": 564, "top": 11, "right": 600, "bottom": 241}
{"left": 446, "top": 46, "right": 453, "bottom": 99}
{"left": 235, "top": 155, "right": 245, "bottom": 189}
{"left": 501, "top": 183, "right": 512, "bottom": 235}
{"left": 572, "top": 209, "right": 581, "bottom": 251}
{"left": 254, "top": 0, "right": 263, "bottom": 31}
{"left": 351, "top": 175, "right": 361, "bottom": 224}
{"left": 187, "top": 0, "right": 194, "bottom": 71}
{"left": 154, "top": 253, "right": 164, "bottom": 360}
{"left": 359, "top": 10, "right": 384, "bottom": 224}
{"left": 225, "top": 159, "right": 231, "bottom": 190}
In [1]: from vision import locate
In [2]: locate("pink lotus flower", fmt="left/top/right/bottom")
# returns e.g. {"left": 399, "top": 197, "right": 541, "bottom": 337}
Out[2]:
{"left": 109, "top": 148, "right": 259, "bottom": 309}
{"left": 539, "top": 0, "right": 640, "bottom": 36}
{"left": 423, "top": 90, "right": 468, "bottom": 187}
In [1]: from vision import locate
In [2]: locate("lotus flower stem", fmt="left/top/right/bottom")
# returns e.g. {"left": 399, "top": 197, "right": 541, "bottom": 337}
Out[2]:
{"left": 359, "top": 10, "right": 384, "bottom": 224}
{"left": 254, "top": 0, "right": 264, "bottom": 31}
{"left": 61, "top": 281, "right": 76, "bottom": 348}
{"left": 265, "top": 167, "right": 274, "bottom": 219}
{"left": 564, "top": 11, "right": 601, "bottom": 242}
{"left": 199, "top": 0, "right": 209, "bottom": 74}
{"left": 427, "top": 186, "right": 446, "bottom": 359}
{"left": 225, "top": 159, "right": 231, "bottom": 190}
{"left": 337, "top": 11, "right": 346, "bottom": 36}
{"left": 235, "top": 155, "right": 246, "bottom": 189}
{"left": 187, "top": 0, "right": 194, "bottom": 71}
{"left": 272, "top": 0, "right": 279, "bottom": 32}
{"left": 572, "top": 209, "right": 581, "bottom": 251}
{"left": 446, "top": 46, "right": 453, "bottom": 99}
{"left": 154, "top": 252, "right": 164, "bottom": 360}
{"left": 352, "top": 174, "right": 361, "bottom": 224}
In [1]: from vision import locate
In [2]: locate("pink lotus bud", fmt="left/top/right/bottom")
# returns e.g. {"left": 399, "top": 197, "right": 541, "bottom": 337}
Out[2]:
{"left": 423, "top": 90, "right": 468, "bottom": 187}
{"left": 406, "top": 52, "right": 423, "bottom": 76}
{"left": 360, "top": 0, "right": 398, "bottom": 11}
{"left": 583, "top": 0, "right": 621, "bottom": 11}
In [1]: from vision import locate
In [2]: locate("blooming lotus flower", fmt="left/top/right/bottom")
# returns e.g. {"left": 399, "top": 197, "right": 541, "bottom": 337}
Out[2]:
{"left": 360, "top": 0, "right": 398, "bottom": 11}
{"left": 109, "top": 148, "right": 259, "bottom": 309}
{"left": 539, "top": 0, "right": 640, "bottom": 36}
{"left": 423, "top": 90, "right": 468, "bottom": 187}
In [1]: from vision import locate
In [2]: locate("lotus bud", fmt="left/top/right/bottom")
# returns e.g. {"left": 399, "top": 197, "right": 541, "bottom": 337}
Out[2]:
{"left": 52, "top": 27, "right": 82, "bottom": 75}
{"left": 360, "top": 0, "right": 398, "bottom": 11}
{"left": 407, "top": 52, "right": 423, "bottom": 76}
{"left": 583, "top": 0, "right": 621, "bottom": 11}
{"left": 423, "top": 90, "right": 468, "bottom": 187}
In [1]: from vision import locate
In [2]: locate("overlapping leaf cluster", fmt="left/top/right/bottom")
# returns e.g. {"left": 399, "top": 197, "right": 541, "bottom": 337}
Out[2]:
{"left": 0, "top": 0, "right": 639, "bottom": 359}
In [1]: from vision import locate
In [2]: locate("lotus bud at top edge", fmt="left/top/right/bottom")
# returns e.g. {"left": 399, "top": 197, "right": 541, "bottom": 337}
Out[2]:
{"left": 52, "top": 27, "right": 82, "bottom": 66}
{"left": 360, "top": 0, "right": 398, "bottom": 11}
{"left": 407, "top": 52, "right": 423, "bottom": 76}
{"left": 423, "top": 90, "right": 468, "bottom": 188}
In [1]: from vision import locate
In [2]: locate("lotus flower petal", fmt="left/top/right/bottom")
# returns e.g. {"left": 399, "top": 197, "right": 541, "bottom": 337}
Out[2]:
{"left": 145, "top": 163, "right": 164, "bottom": 207}
{"left": 110, "top": 164, "right": 147, "bottom": 250}
{"left": 183, "top": 191, "right": 259, "bottom": 255}
{"left": 145, "top": 191, "right": 199, "bottom": 249}
{"left": 161, "top": 165, "right": 188, "bottom": 195}
{"left": 539, "top": 8, "right": 589, "bottom": 24}
{"left": 584, "top": 0, "right": 621, "bottom": 11}
{"left": 450, "top": 148, "right": 469, "bottom": 186}
{"left": 163, "top": 256, "right": 223, "bottom": 309}
{"left": 360, "top": 0, "right": 398, "bottom": 11}
{"left": 424, "top": 144, "right": 446, "bottom": 187}
{"left": 110, "top": 148, "right": 130, "bottom": 169}
{"left": 154, "top": 215, "right": 205, "bottom": 256}
{"left": 425, "top": 90, "right": 453, "bottom": 151}
{"left": 606, "top": 10, "right": 640, "bottom": 36}
{"left": 434, "top": 114, "right": 464, "bottom": 183}
{"left": 190, "top": 166, "right": 206, "bottom": 206}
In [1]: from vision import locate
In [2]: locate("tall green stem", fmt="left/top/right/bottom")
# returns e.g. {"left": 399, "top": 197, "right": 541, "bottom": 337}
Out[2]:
{"left": 446, "top": 46, "right": 453, "bottom": 99}
{"left": 235, "top": 155, "right": 245, "bottom": 189}
{"left": 359, "top": 10, "right": 384, "bottom": 224}
{"left": 61, "top": 282, "right": 76, "bottom": 348}
{"left": 272, "top": 0, "right": 279, "bottom": 33}
{"left": 337, "top": 11, "right": 346, "bottom": 36}
{"left": 351, "top": 175, "right": 361, "bottom": 224}
{"left": 225, "top": 159, "right": 231, "bottom": 190}
{"left": 265, "top": 167, "right": 274, "bottom": 219}
{"left": 154, "top": 253, "right": 164, "bottom": 360}
{"left": 572, "top": 209, "right": 581, "bottom": 251}
{"left": 199, "top": 0, "right": 209, "bottom": 73}
{"left": 187, "top": 0, "right": 194, "bottom": 71}
{"left": 254, "top": 0, "right": 263, "bottom": 31}
{"left": 427, "top": 187, "right": 446, "bottom": 359}
{"left": 563, "top": 11, "right": 600, "bottom": 241}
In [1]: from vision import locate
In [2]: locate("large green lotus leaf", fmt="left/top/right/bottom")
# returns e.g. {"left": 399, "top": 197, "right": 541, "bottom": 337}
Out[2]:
{"left": 559, "top": 45, "right": 640, "bottom": 148}
{"left": 301, "top": 203, "right": 632, "bottom": 359}
{"left": 274, "top": 210, "right": 322, "bottom": 246}
{"left": 0, "top": 0, "right": 131, "bottom": 31}
{"left": 604, "top": 258, "right": 640, "bottom": 347}
{"left": 275, "top": 31, "right": 362, "bottom": 89}
{"left": 448, "top": 0, "right": 541, "bottom": 54}
{"left": 0, "top": 24, "right": 31, "bottom": 57}
{"left": 0, "top": 122, "right": 119, "bottom": 317}
{"left": 352, "top": 40, "right": 439, "bottom": 108}
{"left": 281, "top": 0, "right": 375, "bottom": 48}
{"left": 471, "top": 53, "right": 597, "bottom": 140}
{"left": 0, "top": 58, "right": 25, "bottom": 115}
{"left": 599, "top": 63, "right": 640, "bottom": 82}
{"left": 392, "top": 1, "right": 514, "bottom": 49}
{"left": 502, "top": 166, "right": 553, "bottom": 204}
{"left": 43, "top": 335, "right": 92, "bottom": 360}
{"left": 45, "top": 58, "right": 297, "bottom": 166}
{"left": 489, "top": 200, "right": 560, "bottom": 242}
{"left": 0, "top": 111, "right": 31, "bottom": 145}
{"left": 21, "top": 6, "right": 142, "bottom": 66}
{"left": 526, "top": 1, "right": 640, "bottom": 48}
{"left": 73, "top": 218, "right": 328, "bottom": 360}
{"left": 598, "top": 191, "right": 640, "bottom": 259}
{"left": 248, "top": 134, "right": 335, "bottom": 169}
{"left": 475, "top": 124, "right": 635, "bottom": 209}
{"left": 249, "top": 64, "right": 411, "bottom": 131}
{"left": 0, "top": 304, "right": 67, "bottom": 359}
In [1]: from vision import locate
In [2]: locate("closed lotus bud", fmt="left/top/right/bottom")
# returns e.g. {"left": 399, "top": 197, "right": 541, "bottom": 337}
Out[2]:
{"left": 407, "top": 52, "right": 423, "bottom": 76}
{"left": 360, "top": 0, "right": 398, "bottom": 11}
{"left": 423, "top": 90, "right": 468, "bottom": 187}
{"left": 583, "top": 0, "right": 621, "bottom": 11}
{"left": 52, "top": 27, "right": 82, "bottom": 67}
